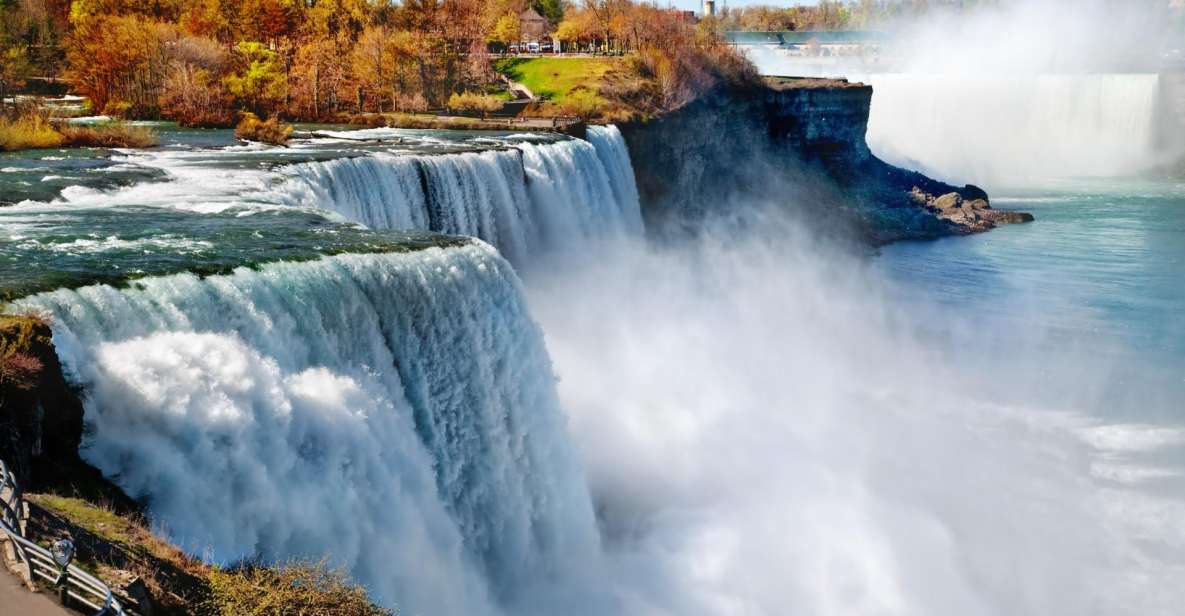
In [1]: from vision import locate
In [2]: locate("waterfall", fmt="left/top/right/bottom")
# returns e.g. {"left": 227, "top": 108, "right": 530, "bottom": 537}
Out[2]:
{"left": 276, "top": 126, "right": 643, "bottom": 261}
{"left": 16, "top": 243, "right": 601, "bottom": 615}
{"left": 859, "top": 73, "right": 1165, "bottom": 185}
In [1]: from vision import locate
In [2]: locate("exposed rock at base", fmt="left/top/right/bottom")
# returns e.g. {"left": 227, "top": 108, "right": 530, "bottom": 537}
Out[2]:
{"left": 909, "top": 187, "right": 1034, "bottom": 233}
{"left": 617, "top": 77, "right": 1034, "bottom": 244}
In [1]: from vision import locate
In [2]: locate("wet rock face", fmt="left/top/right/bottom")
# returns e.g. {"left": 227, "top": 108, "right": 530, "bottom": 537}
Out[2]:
{"left": 0, "top": 316, "right": 85, "bottom": 488}
{"left": 619, "top": 79, "right": 1034, "bottom": 244}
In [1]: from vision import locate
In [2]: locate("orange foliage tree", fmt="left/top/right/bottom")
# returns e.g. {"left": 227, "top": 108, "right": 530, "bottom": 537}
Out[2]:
{"left": 65, "top": 14, "right": 175, "bottom": 117}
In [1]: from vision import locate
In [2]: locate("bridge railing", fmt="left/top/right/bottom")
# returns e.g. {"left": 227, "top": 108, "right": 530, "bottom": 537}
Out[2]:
{"left": 0, "top": 458, "right": 125, "bottom": 615}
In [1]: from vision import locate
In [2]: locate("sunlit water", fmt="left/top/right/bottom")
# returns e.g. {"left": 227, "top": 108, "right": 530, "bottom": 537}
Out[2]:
{"left": 2, "top": 115, "right": 1184, "bottom": 614}
{"left": 877, "top": 178, "right": 1185, "bottom": 421}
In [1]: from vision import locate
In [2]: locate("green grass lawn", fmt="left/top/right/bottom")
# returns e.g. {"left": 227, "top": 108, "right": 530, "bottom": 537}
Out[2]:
{"left": 494, "top": 57, "right": 621, "bottom": 106}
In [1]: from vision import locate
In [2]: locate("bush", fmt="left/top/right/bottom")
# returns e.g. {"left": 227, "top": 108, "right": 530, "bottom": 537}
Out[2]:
{"left": 447, "top": 91, "right": 503, "bottom": 119}
{"left": 58, "top": 122, "right": 159, "bottom": 148}
{"left": 0, "top": 315, "right": 46, "bottom": 392}
{"left": 205, "top": 561, "right": 392, "bottom": 616}
{"left": 0, "top": 113, "right": 64, "bottom": 151}
{"left": 234, "top": 112, "right": 293, "bottom": 145}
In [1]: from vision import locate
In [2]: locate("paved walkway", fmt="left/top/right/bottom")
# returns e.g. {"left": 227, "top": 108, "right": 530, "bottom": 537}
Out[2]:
{"left": 0, "top": 565, "right": 72, "bottom": 615}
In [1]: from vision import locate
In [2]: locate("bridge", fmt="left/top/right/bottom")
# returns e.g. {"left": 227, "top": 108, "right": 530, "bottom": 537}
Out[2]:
{"left": 724, "top": 30, "right": 886, "bottom": 52}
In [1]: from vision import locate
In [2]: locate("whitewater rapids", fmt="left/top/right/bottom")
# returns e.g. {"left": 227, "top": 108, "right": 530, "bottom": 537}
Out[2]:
{"left": 17, "top": 244, "right": 602, "bottom": 615}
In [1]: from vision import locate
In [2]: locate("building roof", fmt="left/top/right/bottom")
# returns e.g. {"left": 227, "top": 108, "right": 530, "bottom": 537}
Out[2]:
{"left": 520, "top": 7, "right": 546, "bottom": 22}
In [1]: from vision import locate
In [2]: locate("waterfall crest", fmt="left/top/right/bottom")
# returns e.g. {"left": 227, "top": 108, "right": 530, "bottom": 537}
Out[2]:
{"left": 17, "top": 243, "right": 600, "bottom": 614}
{"left": 278, "top": 126, "right": 643, "bottom": 260}
{"left": 860, "top": 73, "right": 1165, "bottom": 184}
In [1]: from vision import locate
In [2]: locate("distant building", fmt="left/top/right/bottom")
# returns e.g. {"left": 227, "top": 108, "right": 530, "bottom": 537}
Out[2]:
{"left": 703, "top": 0, "right": 717, "bottom": 18}
{"left": 519, "top": 7, "right": 549, "bottom": 43}
{"left": 672, "top": 10, "right": 697, "bottom": 24}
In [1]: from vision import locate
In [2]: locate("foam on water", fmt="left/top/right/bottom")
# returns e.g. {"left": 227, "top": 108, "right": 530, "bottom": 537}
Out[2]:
{"left": 273, "top": 125, "right": 643, "bottom": 261}
{"left": 17, "top": 244, "right": 601, "bottom": 615}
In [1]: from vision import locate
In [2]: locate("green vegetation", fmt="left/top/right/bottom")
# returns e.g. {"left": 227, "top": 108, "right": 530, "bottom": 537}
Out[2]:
{"left": 496, "top": 57, "right": 620, "bottom": 109}
{"left": 26, "top": 492, "right": 391, "bottom": 615}
{"left": 206, "top": 561, "right": 393, "bottom": 616}
{"left": 26, "top": 492, "right": 209, "bottom": 613}
{"left": 2, "top": 0, "right": 756, "bottom": 128}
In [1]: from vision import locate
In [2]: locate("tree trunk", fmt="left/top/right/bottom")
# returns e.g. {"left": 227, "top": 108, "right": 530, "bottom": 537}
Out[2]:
{"left": 313, "top": 64, "right": 320, "bottom": 118}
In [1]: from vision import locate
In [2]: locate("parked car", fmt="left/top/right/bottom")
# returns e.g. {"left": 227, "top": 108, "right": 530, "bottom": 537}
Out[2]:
{"left": 527, "top": 41, "right": 540, "bottom": 54}
{"left": 540, "top": 42, "right": 553, "bottom": 53}
{"left": 508, "top": 43, "right": 520, "bottom": 54}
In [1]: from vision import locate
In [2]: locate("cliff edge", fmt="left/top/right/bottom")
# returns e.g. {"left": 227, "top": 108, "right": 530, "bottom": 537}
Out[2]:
{"left": 618, "top": 77, "right": 1032, "bottom": 244}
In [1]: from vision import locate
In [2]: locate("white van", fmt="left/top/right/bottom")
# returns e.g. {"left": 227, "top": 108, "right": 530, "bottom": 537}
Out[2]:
{"left": 527, "top": 42, "right": 540, "bottom": 54}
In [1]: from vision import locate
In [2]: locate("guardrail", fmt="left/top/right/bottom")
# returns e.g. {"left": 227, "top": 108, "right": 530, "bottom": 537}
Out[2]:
{"left": 1, "top": 458, "right": 125, "bottom": 615}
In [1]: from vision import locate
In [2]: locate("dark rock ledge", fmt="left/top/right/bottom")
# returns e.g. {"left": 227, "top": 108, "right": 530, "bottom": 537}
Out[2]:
{"left": 618, "top": 77, "right": 1033, "bottom": 244}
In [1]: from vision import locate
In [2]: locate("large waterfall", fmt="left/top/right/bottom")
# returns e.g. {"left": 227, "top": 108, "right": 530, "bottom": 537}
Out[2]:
{"left": 17, "top": 244, "right": 601, "bottom": 615}
{"left": 858, "top": 73, "right": 1167, "bottom": 185}
{"left": 274, "top": 126, "right": 643, "bottom": 261}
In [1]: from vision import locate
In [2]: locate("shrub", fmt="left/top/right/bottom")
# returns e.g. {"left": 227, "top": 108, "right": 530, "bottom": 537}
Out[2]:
{"left": 205, "top": 561, "right": 392, "bottom": 616}
{"left": 0, "top": 113, "right": 64, "bottom": 151}
{"left": 394, "top": 92, "right": 429, "bottom": 113}
{"left": 234, "top": 112, "right": 293, "bottom": 146}
{"left": 58, "top": 122, "right": 159, "bottom": 148}
{"left": 447, "top": 91, "right": 503, "bottom": 119}
{"left": 0, "top": 315, "right": 45, "bottom": 392}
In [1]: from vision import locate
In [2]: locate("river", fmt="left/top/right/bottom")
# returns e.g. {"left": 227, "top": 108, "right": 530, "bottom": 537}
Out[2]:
{"left": 2, "top": 90, "right": 1183, "bottom": 615}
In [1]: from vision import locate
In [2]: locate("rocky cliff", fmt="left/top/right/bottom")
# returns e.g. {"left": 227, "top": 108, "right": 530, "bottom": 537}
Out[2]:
{"left": 0, "top": 315, "right": 133, "bottom": 508}
{"left": 618, "top": 77, "right": 1031, "bottom": 244}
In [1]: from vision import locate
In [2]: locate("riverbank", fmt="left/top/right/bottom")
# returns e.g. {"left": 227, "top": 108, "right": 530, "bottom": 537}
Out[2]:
{"left": 0, "top": 114, "right": 157, "bottom": 152}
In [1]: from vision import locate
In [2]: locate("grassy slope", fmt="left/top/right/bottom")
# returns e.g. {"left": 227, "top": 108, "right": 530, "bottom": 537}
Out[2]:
{"left": 494, "top": 57, "right": 622, "bottom": 111}
{"left": 26, "top": 494, "right": 392, "bottom": 615}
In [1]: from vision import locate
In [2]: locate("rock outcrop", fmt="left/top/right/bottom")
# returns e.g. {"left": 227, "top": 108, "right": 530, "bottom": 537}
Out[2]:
{"left": 0, "top": 315, "right": 134, "bottom": 508}
{"left": 909, "top": 186, "right": 1034, "bottom": 231}
{"left": 618, "top": 77, "right": 1033, "bottom": 244}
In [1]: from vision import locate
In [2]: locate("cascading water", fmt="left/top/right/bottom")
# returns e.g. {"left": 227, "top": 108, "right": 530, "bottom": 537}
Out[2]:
{"left": 746, "top": 42, "right": 1170, "bottom": 185}
{"left": 16, "top": 243, "right": 601, "bottom": 615}
{"left": 274, "top": 126, "right": 643, "bottom": 261}
{"left": 858, "top": 73, "right": 1166, "bottom": 184}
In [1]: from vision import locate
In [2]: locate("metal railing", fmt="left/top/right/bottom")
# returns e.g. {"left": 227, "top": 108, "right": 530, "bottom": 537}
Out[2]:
{"left": 1, "top": 458, "right": 125, "bottom": 615}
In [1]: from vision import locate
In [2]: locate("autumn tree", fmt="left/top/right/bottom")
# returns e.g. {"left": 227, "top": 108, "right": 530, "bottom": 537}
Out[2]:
{"left": 351, "top": 26, "right": 426, "bottom": 112}
{"left": 160, "top": 36, "right": 232, "bottom": 126}
{"left": 179, "top": 0, "right": 230, "bottom": 40}
{"left": 223, "top": 41, "right": 287, "bottom": 114}
{"left": 66, "top": 14, "right": 175, "bottom": 117}
{"left": 236, "top": 0, "right": 300, "bottom": 48}
{"left": 291, "top": 35, "right": 351, "bottom": 118}
{"left": 0, "top": 45, "right": 31, "bottom": 112}
{"left": 488, "top": 13, "right": 520, "bottom": 49}
{"left": 554, "top": 11, "right": 594, "bottom": 52}
{"left": 303, "top": 0, "right": 371, "bottom": 39}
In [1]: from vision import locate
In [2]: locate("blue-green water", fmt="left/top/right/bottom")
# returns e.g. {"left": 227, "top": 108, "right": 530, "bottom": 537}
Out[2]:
{"left": 878, "top": 178, "right": 1185, "bottom": 421}
{"left": 0, "top": 123, "right": 569, "bottom": 299}
{"left": 3, "top": 118, "right": 1185, "bottom": 615}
